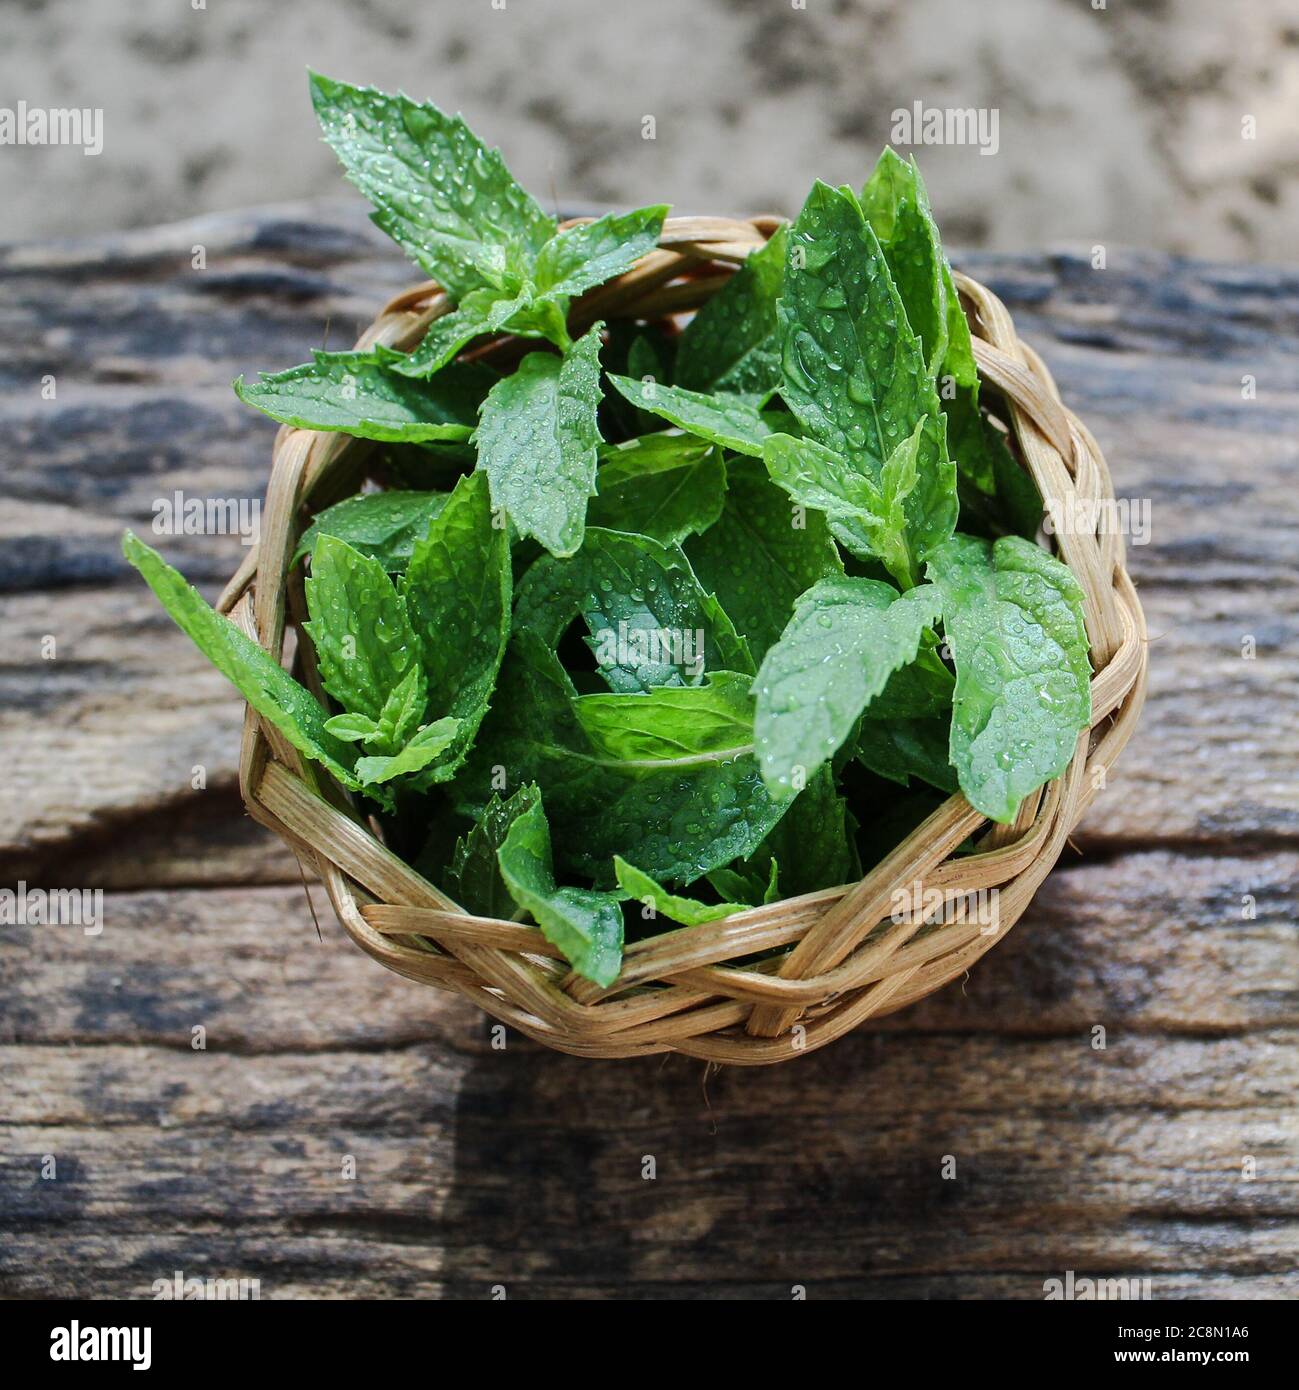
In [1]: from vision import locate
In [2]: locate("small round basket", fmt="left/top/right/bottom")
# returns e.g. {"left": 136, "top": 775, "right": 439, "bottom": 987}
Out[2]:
{"left": 217, "top": 215, "right": 1148, "bottom": 1065}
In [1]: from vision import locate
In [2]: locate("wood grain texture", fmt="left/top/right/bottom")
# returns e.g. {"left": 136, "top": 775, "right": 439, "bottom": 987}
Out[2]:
{"left": 0, "top": 207, "right": 1296, "bottom": 1299}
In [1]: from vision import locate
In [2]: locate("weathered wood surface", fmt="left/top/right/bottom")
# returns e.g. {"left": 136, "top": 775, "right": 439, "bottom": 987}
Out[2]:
{"left": 1, "top": 205, "right": 1296, "bottom": 1299}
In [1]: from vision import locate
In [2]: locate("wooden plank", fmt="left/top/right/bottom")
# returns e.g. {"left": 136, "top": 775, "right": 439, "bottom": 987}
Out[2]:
{"left": 2, "top": 854, "right": 1295, "bottom": 1297}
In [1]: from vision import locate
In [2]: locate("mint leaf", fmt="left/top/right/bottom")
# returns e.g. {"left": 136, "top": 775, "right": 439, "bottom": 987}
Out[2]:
{"left": 294, "top": 491, "right": 451, "bottom": 571}
{"left": 534, "top": 205, "right": 669, "bottom": 300}
{"left": 927, "top": 534, "right": 1092, "bottom": 823}
{"left": 777, "top": 181, "right": 956, "bottom": 566}
{"left": 707, "top": 858, "right": 780, "bottom": 907}
{"left": 496, "top": 796, "right": 625, "bottom": 986}
{"left": 860, "top": 149, "right": 948, "bottom": 374}
{"left": 304, "top": 536, "right": 420, "bottom": 724}
{"left": 323, "top": 712, "right": 382, "bottom": 744}
{"left": 122, "top": 533, "right": 363, "bottom": 793}
{"left": 588, "top": 434, "right": 725, "bottom": 545}
{"left": 463, "top": 634, "right": 785, "bottom": 884}
{"left": 763, "top": 417, "right": 930, "bottom": 589}
{"left": 401, "top": 469, "right": 511, "bottom": 778}
{"left": 742, "top": 766, "right": 859, "bottom": 896}
{"left": 444, "top": 783, "right": 542, "bottom": 918}
{"left": 614, "top": 858, "right": 747, "bottom": 926}
{"left": 235, "top": 349, "right": 487, "bottom": 442}
{"left": 754, "top": 575, "right": 942, "bottom": 795}
{"left": 355, "top": 718, "right": 460, "bottom": 785}
{"left": 686, "top": 456, "right": 842, "bottom": 661}
{"left": 308, "top": 72, "right": 554, "bottom": 299}
{"left": 865, "top": 637, "right": 954, "bottom": 719}
{"left": 573, "top": 671, "right": 756, "bottom": 760}
{"left": 513, "top": 528, "right": 752, "bottom": 692}
{"left": 675, "top": 226, "right": 787, "bottom": 395}
{"left": 856, "top": 716, "right": 958, "bottom": 794}
{"left": 391, "top": 289, "right": 533, "bottom": 379}
{"left": 606, "top": 375, "right": 778, "bottom": 456}
{"left": 473, "top": 323, "right": 604, "bottom": 557}
{"left": 372, "top": 662, "right": 428, "bottom": 751}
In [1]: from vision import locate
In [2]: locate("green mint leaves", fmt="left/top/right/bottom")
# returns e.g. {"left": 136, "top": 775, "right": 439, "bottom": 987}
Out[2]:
{"left": 128, "top": 75, "right": 1098, "bottom": 988}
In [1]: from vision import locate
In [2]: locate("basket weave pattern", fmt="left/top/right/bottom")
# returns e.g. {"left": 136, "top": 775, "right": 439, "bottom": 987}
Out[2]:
{"left": 216, "top": 216, "right": 1148, "bottom": 1064}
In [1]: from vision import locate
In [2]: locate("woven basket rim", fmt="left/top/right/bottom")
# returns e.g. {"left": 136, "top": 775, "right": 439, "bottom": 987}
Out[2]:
{"left": 217, "top": 213, "right": 1149, "bottom": 1065}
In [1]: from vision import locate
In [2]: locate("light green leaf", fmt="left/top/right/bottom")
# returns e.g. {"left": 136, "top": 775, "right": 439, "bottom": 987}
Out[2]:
{"left": 754, "top": 575, "right": 942, "bottom": 796}
{"left": 614, "top": 858, "right": 747, "bottom": 927}
{"left": 534, "top": 204, "right": 669, "bottom": 300}
{"left": 606, "top": 375, "right": 777, "bottom": 457}
{"left": 927, "top": 534, "right": 1092, "bottom": 823}
{"left": 573, "top": 671, "right": 755, "bottom": 761}
{"left": 588, "top": 435, "right": 726, "bottom": 545}
{"left": 776, "top": 180, "right": 956, "bottom": 565}
{"left": 122, "top": 533, "right": 363, "bottom": 793}
{"left": 355, "top": 718, "right": 460, "bottom": 785}
{"left": 496, "top": 797, "right": 625, "bottom": 986}
{"left": 304, "top": 536, "right": 420, "bottom": 723}
{"left": 372, "top": 661, "right": 428, "bottom": 751}
{"left": 686, "top": 457, "right": 842, "bottom": 661}
{"left": 401, "top": 469, "right": 511, "bottom": 778}
{"left": 308, "top": 72, "right": 554, "bottom": 299}
{"left": 473, "top": 323, "right": 604, "bottom": 557}
{"left": 444, "top": 783, "right": 542, "bottom": 918}
{"left": 513, "top": 528, "right": 752, "bottom": 692}
{"left": 235, "top": 350, "right": 488, "bottom": 442}
{"left": 675, "top": 226, "right": 787, "bottom": 395}
{"left": 293, "top": 491, "right": 451, "bottom": 571}
{"left": 323, "top": 712, "right": 382, "bottom": 744}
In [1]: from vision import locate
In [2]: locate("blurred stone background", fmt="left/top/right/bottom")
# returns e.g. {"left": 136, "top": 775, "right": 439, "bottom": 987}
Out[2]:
{"left": 1, "top": 0, "right": 1295, "bottom": 258}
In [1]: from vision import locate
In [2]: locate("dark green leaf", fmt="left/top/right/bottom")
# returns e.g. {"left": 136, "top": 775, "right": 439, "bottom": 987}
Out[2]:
{"left": 513, "top": 528, "right": 752, "bottom": 692}
{"left": 444, "top": 783, "right": 542, "bottom": 918}
{"left": 462, "top": 634, "right": 785, "bottom": 884}
{"left": 676, "top": 226, "right": 787, "bottom": 395}
{"left": 303, "top": 536, "right": 421, "bottom": 723}
{"left": 856, "top": 716, "right": 958, "bottom": 794}
{"left": 401, "top": 470, "right": 511, "bottom": 780}
{"left": 686, "top": 456, "right": 842, "bottom": 661}
{"left": 860, "top": 149, "right": 947, "bottom": 374}
{"left": 294, "top": 491, "right": 451, "bottom": 570}
{"left": 776, "top": 180, "right": 956, "bottom": 567}
{"left": 496, "top": 796, "right": 625, "bottom": 986}
{"left": 589, "top": 434, "right": 726, "bottom": 545}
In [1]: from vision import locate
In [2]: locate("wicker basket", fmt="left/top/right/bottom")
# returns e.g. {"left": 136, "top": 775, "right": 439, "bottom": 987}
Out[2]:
{"left": 216, "top": 215, "right": 1148, "bottom": 1064}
